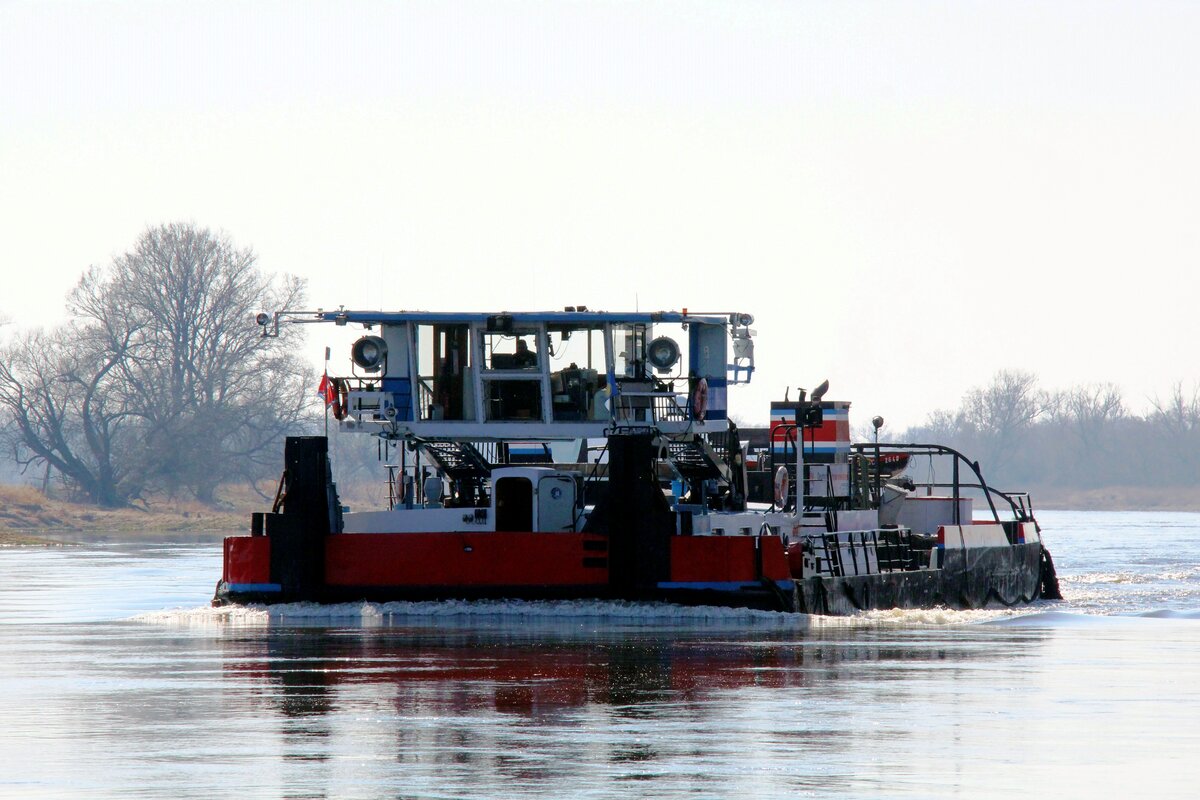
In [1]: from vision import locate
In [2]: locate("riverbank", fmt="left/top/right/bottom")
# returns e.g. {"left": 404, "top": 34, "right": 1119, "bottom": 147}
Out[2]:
{"left": 1032, "top": 485, "right": 1200, "bottom": 512}
{"left": 0, "top": 485, "right": 245, "bottom": 545}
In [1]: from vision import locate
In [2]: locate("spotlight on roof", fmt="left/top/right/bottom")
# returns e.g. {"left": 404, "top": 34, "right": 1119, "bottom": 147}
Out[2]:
{"left": 351, "top": 335, "right": 388, "bottom": 372}
{"left": 647, "top": 336, "right": 681, "bottom": 373}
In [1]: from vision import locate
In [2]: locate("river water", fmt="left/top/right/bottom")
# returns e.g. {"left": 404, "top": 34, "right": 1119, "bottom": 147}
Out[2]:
{"left": 2, "top": 510, "right": 1199, "bottom": 798}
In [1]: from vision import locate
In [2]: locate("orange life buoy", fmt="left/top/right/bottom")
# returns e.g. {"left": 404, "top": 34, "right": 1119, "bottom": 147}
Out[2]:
{"left": 692, "top": 377, "right": 709, "bottom": 421}
{"left": 331, "top": 378, "right": 348, "bottom": 421}
{"left": 774, "top": 465, "right": 790, "bottom": 508}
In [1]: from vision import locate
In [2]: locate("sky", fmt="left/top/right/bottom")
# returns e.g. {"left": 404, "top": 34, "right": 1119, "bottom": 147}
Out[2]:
{"left": 3, "top": 1, "right": 1200, "bottom": 431}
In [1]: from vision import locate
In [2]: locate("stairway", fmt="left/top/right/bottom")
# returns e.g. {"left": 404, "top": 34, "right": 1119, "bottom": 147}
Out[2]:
{"left": 419, "top": 440, "right": 493, "bottom": 482}
{"left": 665, "top": 438, "right": 733, "bottom": 486}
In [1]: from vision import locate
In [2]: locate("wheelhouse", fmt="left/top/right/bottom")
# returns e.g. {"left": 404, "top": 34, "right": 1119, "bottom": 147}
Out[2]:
{"left": 265, "top": 308, "right": 756, "bottom": 440}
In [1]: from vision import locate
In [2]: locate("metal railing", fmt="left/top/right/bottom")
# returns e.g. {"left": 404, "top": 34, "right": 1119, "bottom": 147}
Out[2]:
{"left": 612, "top": 390, "right": 690, "bottom": 424}
{"left": 415, "top": 378, "right": 434, "bottom": 420}
{"left": 851, "top": 442, "right": 1035, "bottom": 525}
{"left": 769, "top": 423, "right": 799, "bottom": 511}
{"left": 806, "top": 529, "right": 934, "bottom": 578}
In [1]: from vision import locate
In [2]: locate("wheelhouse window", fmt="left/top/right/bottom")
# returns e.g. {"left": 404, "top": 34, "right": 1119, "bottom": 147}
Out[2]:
{"left": 482, "top": 329, "right": 540, "bottom": 370}
{"left": 481, "top": 327, "right": 545, "bottom": 421}
{"left": 545, "top": 323, "right": 607, "bottom": 422}
{"left": 415, "top": 323, "right": 474, "bottom": 421}
{"left": 609, "top": 323, "right": 691, "bottom": 424}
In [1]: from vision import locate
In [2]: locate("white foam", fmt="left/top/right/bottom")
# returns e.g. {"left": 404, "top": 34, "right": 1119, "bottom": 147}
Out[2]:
{"left": 1066, "top": 568, "right": 1200, "bottom": 585}
{"left": 796, "top": 605, "right": 1031, "bottom": 630}
{"left": 133, "top": 598, "right": 1083, "bottom": 631}
{"left": 131, "top": 599, "right": 816, "bottom": 630}
{"left": 132, "top": 604, "right": 270, "bottom": 627}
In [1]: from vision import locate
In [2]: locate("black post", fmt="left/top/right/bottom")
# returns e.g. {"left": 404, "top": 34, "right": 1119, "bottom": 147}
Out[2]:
{"left": 874, "top": 434, "right": 881, "bottom": 508}
{"left": 267, "top": 436, "right": 341, "bottom": 601}
{"left": 595, "top": 432, "right": 673, "bottom": 597}
{"left": 952, "top": 457, "right": 960, "bottom": 525}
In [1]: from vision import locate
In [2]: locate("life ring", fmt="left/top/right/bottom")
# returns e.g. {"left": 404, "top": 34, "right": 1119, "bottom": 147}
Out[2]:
{"left": 692, "top": 377, "right": 709, "bottom": 421}
{"left": 331, "top": 378, "right": 348, "bottom": 421}
{"left": 773, "top": 465, "right": 790, "bottom": 508}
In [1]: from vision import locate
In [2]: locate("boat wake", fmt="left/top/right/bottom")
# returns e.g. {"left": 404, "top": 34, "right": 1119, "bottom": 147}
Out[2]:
{"left": 131, "top": 598, "right": 817, "bottom": 629}
{"left": 1066, "top": 567, "right": 1200, "bottom": 585}
{"left": 982, "top": 608, "right": 1200, "bottom": 627}
{"left": 132, "top": 599, "right": 1052, "bottom": 631}
{"left": 1127, "top": 608, "right": 1200, "bottom": 619}
{"left": 981, "top": 610, "right": 1117, "bottom": 627}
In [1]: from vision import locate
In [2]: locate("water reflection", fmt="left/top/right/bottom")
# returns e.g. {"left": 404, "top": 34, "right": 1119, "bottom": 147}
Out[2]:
{"left": 205, "top": 621, "right": 1047, "bottom": 797}
{"left": 228, "top": 624, "right": 1014, "bottom": 716}
{"left": 24, "top": 538, "right": 1191, "bottom": 798}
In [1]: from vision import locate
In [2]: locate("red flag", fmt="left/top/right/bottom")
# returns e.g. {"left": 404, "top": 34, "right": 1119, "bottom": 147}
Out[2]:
{"left": 317, "top": 373, "right": 335, "bottom": 406}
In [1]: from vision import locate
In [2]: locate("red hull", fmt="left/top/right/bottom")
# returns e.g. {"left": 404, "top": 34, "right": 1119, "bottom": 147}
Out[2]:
{"left": 327, "top": 532, "right": 611, "bottom": 588}
{"left": 219, "top": 531, "right": 792, "bottom": 605}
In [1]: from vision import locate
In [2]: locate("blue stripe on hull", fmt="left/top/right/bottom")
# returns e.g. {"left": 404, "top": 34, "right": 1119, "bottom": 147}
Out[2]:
{"left": 227, "top": 583, "right": 283, "bottom": 593}
{"left": 657, "top": 580, "right": 792, "bottom": 592}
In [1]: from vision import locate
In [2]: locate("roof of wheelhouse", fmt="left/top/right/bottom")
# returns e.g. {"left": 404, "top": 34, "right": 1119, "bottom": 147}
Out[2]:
{"left": 307, "top": 309, "right": 745, "bottom": 326}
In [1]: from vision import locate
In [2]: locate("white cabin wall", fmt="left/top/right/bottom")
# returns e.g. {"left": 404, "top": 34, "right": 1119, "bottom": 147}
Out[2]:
{"left": 380, "top": 323, "right": 411, "bottom": 379}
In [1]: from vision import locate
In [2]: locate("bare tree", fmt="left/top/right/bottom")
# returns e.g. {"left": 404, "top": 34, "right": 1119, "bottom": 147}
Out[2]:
{"left": 1060, "top": 383, "right": 1127, "bottom": 475}
{"left": 0, "top": 324, "right": 143, "bottom": 505}
{"left": 1148, "top": 382, "right": 1200, "bottom": 482}
{"left": 0, "top": 223, "right": 313, "bottom": 506}
{"left": 92, "top": 223, "right": 312, "bottom": 502}
{"left": 909, "top": 408, "right": 967, "bottom": 443}
{"left": 960, "top": 369, "right": 1047, "bottom": 477}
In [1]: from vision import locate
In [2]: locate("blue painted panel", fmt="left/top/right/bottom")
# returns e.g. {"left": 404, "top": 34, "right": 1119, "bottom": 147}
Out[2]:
{"left": 382, "top": 377, "right": 414, "bottom": 421}
{"left": 228, "top": 583, "right": 283, "bottom": 593}
{"left": 657, "top": 580, "right": 793, "bottom": 592}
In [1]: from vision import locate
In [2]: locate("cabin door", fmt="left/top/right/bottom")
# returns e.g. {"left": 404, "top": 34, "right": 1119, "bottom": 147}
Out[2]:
{"left": 495, "top": 477, "right": 533, "bottom": 532}
{"left": 537, "top": 476, "right": 576, "bottom": 532}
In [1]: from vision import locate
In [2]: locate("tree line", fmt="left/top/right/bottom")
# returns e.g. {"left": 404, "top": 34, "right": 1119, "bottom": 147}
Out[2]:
{"left": 893, "top": 369, "right": 1200, "bottom": 491}
{"left": 0, "top": 223, "right": 313, "bottom": 507}
{"left": 3, "top": 230, "right": 1196, "bottom": 509}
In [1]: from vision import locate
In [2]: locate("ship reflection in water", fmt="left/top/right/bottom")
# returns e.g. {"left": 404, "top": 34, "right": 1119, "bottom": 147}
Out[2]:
{"left": 233, "top": 623, "right": 992, "bottom": 719}
{"left": 214, "top": 618, "right": 1045, "bottom": 795}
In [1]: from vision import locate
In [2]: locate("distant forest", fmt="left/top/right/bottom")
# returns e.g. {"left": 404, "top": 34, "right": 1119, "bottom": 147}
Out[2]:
{"left": 888, "top": 369, "right": 1200, "bottom": 493}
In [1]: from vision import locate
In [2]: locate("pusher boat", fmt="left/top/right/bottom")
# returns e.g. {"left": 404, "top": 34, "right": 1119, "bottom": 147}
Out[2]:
{"left": 215, "top": 308, "right": 1059, "bottom": 613}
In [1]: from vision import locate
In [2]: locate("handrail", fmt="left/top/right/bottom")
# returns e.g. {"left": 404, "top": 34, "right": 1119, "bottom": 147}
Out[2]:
{"left": 806, "top": 529, "right": 930, "bottom": 577}
{"left": 612, "top": 390, "right": 689, "bottom": 424}
{"left": 415, "top": 378, "right": 434, "bottom": 420}
{"left": 851, "top": 442, "right": 1032, "bottom": 524}
{"left": 769, "top": 423, "right": 799, "bottom": 511}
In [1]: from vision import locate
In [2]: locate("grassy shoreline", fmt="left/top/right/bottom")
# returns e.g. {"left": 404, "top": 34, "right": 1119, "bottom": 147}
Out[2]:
{"left": 1031, "top": 486, "right": 1200, "bottom": 513}
{"left": 0, "top": 485, "right": 245, "bottom": 545}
